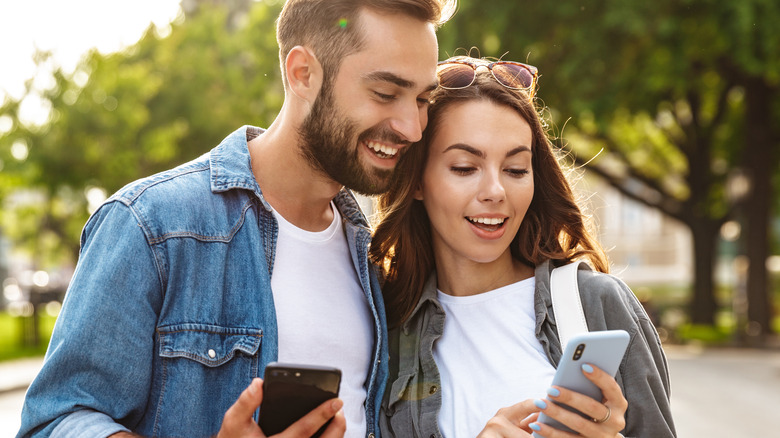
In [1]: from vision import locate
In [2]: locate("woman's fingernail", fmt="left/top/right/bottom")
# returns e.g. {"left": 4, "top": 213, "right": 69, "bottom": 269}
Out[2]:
{"left": 534, "top": 399, "right": 547, "bottom": 409}
{"left": 547, "top": 387, "right": 560, "bottom": 397}
{"left": 529, "top": 423, "right": 541, "bottom": 431}
{"left": 582, "top": 364, "right": 594, "bottom": 373}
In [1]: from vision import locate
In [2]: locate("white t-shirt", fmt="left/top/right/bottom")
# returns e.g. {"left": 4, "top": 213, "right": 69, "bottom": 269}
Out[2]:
{"left": 433, "top": 277, "right": 556, "bottom": 438}
{"left": 270, "top": 203, "right": 373, "bottom": 438}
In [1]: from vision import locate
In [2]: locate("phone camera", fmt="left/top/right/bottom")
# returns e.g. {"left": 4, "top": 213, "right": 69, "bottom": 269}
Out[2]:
{"left": 573, "top": 343, "right": 585, "bottom": 361}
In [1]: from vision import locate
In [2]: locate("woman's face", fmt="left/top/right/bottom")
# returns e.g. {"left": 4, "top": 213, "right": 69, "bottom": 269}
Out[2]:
{"left": 416, "top": 99, "right": 534, "bottom": 268}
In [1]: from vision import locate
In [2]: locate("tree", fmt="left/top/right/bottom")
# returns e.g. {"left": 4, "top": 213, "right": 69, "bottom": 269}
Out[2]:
{"left": 438, "top": 0, "right": 779, "bottom": 335}
{"left": 0, "top": 1, "right": 285, "bottom": 269}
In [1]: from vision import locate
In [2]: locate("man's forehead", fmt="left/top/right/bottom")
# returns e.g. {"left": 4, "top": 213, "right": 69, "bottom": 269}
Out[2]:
{"left": 345, "top": 9, "right": 438, "bottom": 81}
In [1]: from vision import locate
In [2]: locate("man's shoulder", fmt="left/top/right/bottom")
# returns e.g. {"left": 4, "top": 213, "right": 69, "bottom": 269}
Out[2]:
{"left": 102, "top": 151, "right": 258, "bottom": 243}
{"left": 111, "top": 153, "right": 213, "bottom": 208}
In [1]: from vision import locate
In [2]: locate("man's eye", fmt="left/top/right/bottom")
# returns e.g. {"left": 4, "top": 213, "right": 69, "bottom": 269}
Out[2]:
{"left": 374, "top": 91, "right": 396, "bottom": 101}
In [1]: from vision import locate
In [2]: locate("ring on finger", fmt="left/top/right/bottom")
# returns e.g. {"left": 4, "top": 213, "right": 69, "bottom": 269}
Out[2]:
{"left": 592, "top": 405, "right": 611, "bottom": 424}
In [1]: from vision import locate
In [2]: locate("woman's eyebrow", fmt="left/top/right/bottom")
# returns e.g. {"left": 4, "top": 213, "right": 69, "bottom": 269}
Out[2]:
{"left": 443, "top": 143, "right": 484, "bottom": 158}
{"left": 505, "top": 146, "right": 532, "bottom": 158}
{"left": 443, "top": 144, "right": 532, "bottom": 159}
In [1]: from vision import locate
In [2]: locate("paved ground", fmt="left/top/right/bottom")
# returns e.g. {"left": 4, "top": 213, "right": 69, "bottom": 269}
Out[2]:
{"left": 665, "top": 344, "right": 780, "bottom": 437}
{"left": 2, "top": 345, "right": 779, "bottom": 437}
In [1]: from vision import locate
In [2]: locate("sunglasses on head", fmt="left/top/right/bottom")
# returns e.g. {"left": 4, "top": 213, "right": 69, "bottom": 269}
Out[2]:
{"left": 436, "top": 59, "right": 539, "bottom": 94}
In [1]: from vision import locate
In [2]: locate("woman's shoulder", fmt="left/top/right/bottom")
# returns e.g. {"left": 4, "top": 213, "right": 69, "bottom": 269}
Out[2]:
{"left": 575, "top": 268, "right": 653, "bottom": 330}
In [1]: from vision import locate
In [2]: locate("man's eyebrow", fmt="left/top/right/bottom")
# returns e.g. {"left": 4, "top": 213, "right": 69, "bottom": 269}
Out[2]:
{"left": 362, "top": 71, "right": 417, "bottom": 89}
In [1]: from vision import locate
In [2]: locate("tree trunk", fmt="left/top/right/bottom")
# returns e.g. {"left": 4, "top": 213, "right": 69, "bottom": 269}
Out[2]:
{"left": 743, "top": 77, "right": 775, "bottom": 339}
{"left": 689, "top": 220, "right": 719, "bottom": 325}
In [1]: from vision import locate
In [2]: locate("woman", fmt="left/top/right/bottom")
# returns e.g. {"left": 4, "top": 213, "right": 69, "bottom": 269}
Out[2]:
{"left": 370, "top": 56, "right": 676, "bottom": 438}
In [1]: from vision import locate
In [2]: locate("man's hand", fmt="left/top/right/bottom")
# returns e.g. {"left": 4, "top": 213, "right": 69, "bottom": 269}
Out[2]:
{"left": 217, "top": 378, "right": 346, "bottom": 438}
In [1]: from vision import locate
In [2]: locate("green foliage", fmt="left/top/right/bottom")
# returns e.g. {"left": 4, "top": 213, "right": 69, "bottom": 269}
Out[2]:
{"left": 439, "top": 0, "right": 780, "bottom": 327}
{"left": 0, "top": 1, "right": 284, "bottom": 268}
{"left": 676, "top": 323, "right": 732, "bottom": 344}
{"left": 0, "top": 312, "right": 57, "bottom": 362}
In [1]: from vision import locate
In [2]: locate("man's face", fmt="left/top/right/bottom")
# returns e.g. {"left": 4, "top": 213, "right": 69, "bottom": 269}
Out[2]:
{"left": 298, "top": 9, "right": 439, "bottom": 195}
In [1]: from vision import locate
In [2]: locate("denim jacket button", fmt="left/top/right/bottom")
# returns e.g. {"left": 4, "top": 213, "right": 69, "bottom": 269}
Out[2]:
{"left": 429, "top": 385, "right": 437, "bottom": 394}
{"left": 208, "top": 349, "right": 216, "bottom": 359}
{"left": 368, "top": 434, "right": 375, "bottom": 438}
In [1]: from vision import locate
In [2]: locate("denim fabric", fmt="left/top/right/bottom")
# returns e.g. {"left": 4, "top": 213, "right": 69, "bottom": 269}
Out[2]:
{"left": 18, "top": 126, "right": 389, "bottom": 438}
{"left": 381, "top": 260, "right": 676, "bottom": 438}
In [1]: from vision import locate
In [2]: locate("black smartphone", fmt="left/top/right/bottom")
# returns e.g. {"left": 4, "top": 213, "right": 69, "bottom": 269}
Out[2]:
{"left": 257, "top": 362, "right": 342, "bottom": 437}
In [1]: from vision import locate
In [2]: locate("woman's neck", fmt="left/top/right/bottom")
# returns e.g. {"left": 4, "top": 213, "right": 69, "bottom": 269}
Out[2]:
{"left": 434, "top": 252, "right": 535, "bottom": 297}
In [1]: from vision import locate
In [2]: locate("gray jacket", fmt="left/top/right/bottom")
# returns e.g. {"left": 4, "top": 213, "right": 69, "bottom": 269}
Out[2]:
{"left": 380, "top": 260, "right": 676, "bottom": 438}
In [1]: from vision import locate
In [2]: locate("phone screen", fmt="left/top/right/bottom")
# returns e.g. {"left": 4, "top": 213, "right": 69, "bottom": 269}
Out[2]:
{"left": 258, "top": 363, "right": 342, "bottom": 437}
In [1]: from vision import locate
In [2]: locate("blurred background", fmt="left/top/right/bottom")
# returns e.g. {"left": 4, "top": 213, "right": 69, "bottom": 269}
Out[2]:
{"left": 0, "top": 0, "right": 778, "bottom": 436}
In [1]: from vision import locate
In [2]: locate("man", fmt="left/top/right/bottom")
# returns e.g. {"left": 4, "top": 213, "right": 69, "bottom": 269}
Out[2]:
{"left": 18, "top": 1, "right": 454, "bottom": 436}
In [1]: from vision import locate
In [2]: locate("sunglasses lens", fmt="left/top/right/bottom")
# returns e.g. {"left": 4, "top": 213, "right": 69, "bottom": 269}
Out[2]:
{"left": 492, "top": 63, "right": 535, "bottom": 89}
{"left": 437, "top": 63, "right": 475, "bottom": 89}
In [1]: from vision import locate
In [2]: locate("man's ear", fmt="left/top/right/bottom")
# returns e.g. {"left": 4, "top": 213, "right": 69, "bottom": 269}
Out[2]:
{"left": 285, "top": 46, "right": 323, "bottom": 103}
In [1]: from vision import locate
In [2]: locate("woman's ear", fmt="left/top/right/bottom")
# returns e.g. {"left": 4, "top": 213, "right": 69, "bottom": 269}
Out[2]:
{"left": 413, "top": 184, "right": 424, "bottom": 201}
{"left": 285, "top": 45, "right": 323, "bottom": 103}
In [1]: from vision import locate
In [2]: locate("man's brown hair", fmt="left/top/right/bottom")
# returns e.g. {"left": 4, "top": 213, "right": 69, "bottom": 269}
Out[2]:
{"left": 276, "top": 0, "right": 456, "bottom": 89}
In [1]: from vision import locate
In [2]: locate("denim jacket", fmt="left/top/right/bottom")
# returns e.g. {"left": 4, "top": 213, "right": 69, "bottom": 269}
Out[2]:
{"left": 18, "top": 126, "right": 389, "bottom": 438}
{"left": 381, "top": 260, "right": 676, "bottom": 438}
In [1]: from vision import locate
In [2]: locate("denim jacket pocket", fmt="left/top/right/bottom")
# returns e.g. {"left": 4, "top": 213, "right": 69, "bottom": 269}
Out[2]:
{"left": 151, "top": 324, "right": 263, "bottom": 435}
{"left": 158, "top": 323, "right": 263, "bottom": 365}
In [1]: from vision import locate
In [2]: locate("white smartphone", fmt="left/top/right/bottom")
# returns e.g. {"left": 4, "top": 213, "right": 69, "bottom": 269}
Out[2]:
{"left": 534, "top": 330, "right": 630, "bottom": 436}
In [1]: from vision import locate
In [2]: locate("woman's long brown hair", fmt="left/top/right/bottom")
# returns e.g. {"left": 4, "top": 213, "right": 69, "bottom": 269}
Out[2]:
{"left": 370, "top": 67, "right": 609, "bottom": 329}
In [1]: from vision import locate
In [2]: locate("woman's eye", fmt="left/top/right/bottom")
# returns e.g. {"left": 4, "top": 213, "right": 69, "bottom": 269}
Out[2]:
{"left": 451, "top": 166, "right": 476, "bottom": 175}
{"left": 506, "top": 168, "right": 530, "bottom": 178}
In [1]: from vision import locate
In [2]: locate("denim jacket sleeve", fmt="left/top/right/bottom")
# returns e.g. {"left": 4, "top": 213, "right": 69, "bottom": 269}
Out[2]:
{"left": 18, "top": 200, "right": 164, "bottom": 437}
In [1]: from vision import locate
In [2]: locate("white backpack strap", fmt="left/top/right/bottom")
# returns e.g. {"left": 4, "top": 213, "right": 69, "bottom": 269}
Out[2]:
{"left": 550, "top": 261, "right": 589, "bottom": 347}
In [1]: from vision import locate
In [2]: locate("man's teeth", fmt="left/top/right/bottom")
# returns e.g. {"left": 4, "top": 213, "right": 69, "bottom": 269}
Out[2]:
{"left": 468, "top": 217, "right": 505, "bottom": 225}
{"left": 367, "top": 141, "right": 398, "bottom": 157}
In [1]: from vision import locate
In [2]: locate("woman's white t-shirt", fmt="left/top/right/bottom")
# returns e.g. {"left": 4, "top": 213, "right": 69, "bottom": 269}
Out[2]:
{"left": 433, "top": 277, "right": 556, "bottom": 438}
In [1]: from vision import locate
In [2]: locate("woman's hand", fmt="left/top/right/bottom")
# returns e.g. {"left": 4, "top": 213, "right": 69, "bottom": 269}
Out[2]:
{"left": 528, "top": 364, "right": 627, "bottom": 438}
{"left": 476, "top": 399, "right": 541, "bottom": 438}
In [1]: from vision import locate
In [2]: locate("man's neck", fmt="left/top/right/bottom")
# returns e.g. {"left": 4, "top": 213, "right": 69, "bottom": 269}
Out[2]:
{"left": 248, "top": 120, "right": 342, "bottom": 232}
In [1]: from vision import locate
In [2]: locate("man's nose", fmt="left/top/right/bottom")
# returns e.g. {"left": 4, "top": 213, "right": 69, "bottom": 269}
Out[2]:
{"left": 388, "top": 99, "right": 424, "bottom": 143}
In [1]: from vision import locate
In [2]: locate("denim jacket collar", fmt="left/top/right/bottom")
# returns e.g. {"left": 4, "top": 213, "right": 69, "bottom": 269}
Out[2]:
{"left": 209, "top": 125, "right": 370, "bottom": 230}
{"left": 209, "top": 125, "right": 265, "bottom": 199}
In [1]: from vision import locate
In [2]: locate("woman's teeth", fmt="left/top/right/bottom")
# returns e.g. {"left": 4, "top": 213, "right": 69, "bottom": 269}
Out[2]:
{"left": 367, "top": 141, "right": 398, "bottom": 159}
{"left": 468, "top": 217, "right": 506, "bottom": 226}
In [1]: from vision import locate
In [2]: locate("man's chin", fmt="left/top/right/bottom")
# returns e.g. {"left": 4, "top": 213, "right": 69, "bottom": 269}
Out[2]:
{"left": 344, "top": 173, "right": 392, "bottom": 196}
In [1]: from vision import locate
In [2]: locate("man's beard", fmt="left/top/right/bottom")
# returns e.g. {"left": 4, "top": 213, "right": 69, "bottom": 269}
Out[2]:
{"left": 298, "top": 84, "right": 404, "bottom": 195}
